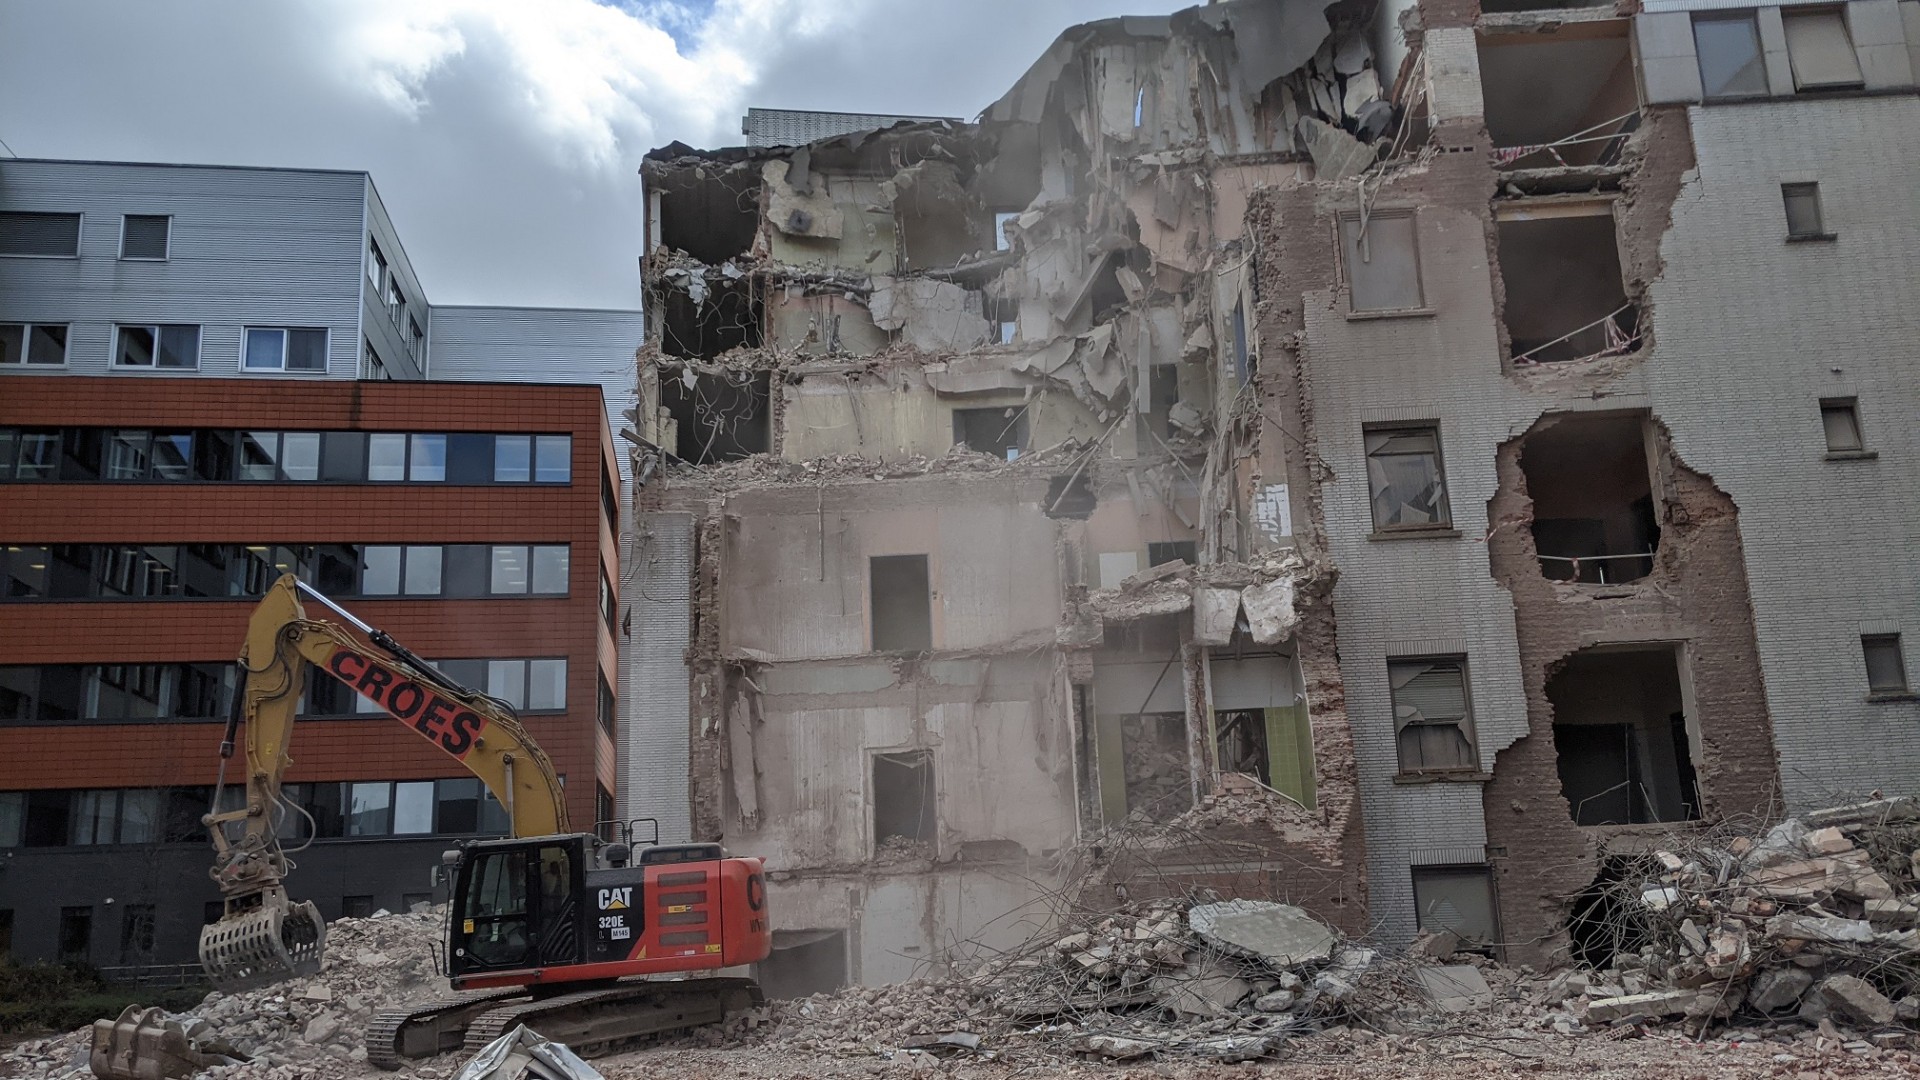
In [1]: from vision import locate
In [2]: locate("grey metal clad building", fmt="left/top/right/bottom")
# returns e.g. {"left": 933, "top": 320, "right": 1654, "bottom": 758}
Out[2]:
{"left": 0, "top": 157, "right": 641, "bottom": 415}
{"left": 741, "top": 107, "right": 960, "bottom": 148}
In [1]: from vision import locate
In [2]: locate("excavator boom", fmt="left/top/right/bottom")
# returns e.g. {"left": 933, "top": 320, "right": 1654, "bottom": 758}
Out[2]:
{"left": 197, "top": 574, "right": 568, "bottom": 991}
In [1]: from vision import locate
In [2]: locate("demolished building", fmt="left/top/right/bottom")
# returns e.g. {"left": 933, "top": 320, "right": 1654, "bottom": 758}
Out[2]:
{"left": 622, "top": 0, "right": 1920, "bottom": 987}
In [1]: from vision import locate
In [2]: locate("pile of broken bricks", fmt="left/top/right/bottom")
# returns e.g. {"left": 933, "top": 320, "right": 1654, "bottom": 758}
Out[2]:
{"left": 1546, "top": 796, "right": 1920, "bottom": 1038}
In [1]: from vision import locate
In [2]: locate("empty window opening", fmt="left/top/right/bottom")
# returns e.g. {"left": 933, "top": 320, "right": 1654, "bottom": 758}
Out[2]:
{"left": 1121, "top": 713, "right": 1191, "bottom": 822}
{"left": 1390, "top": 658, "right": 1478, "bottom": 774}
{"left": 1340, "top": 212, "right": 1423, "bottom": 313}
{"left": 1693, "top": 13, "right": 1768, "bottom": 100}
{"left": 1411, "top": 866, "right": 1499, "bottom": 952}
{"left": 1479, "top": 0, "right": 1610, "bottom": 13}
{"left": 983, "top": 295, "right": 1018, "bottom": 345}
{"left": 1519, "top": 413, "right": 1658, "bottom": 584}
{"left": 1549, "top": 646, "right": 1701, "bottom": 827}
{"left": 1365, "top": 424, "right": 1451, "bottom": 532}
{"left": 952, "top": 406, "right": 1027, "bottom": 460}
{"left": 1213, "top": 710, "right": 1271, "bottom": 784}
{"left": 1230, "top": 300, "right": 1252, "bottom": 384}
{"left": 658, "top": 277, "right": 762, "bottom": 361}
{"left": 1478, "top": 31, "right": 1636, "bottom": 169}
{"left": 1045, "top": 472, "right": 1097, "bottom": 519}
{"left": 1497, "top": 207, "right": 1636, "bottom": 364}
{"left": 1147, "top": 540, "right": 1197, "bottom": 568}
{"left": 1821, "top": 398, "right": 1864, "bottom": 452}
{"left": 1783, "top": 183, "right": 1830, "bottom": 240}
{"left": 59, "top": 905, "right": 93, "bottom": 964}
{"left": 1567, "top": 856, "right": 1652, "bottom": 967}
{"left": 653, "top": 168, "right": 761, "bottom": 264}
{"left": 758, "top": 929, "right": 849, "bottom": 1000}
{"left": 873, "top": 750, "right": 935, "bottom": 852}
{"left": 1862, "top": 634, "right": 1908, "bottom": 695}
{"left": 659, "top": 367, "right": 769, "bottom": 463}
{"left": 869, "top": 555, "right": 932, "bottom": 652}
{"left": 1138, "top": 362, "right": 1183, "bottom": 444}
{"left": 119, "top": 903, "right": 156, "bottom": 963}
{"left": 1783, "top": 10, "right": 1863, "bottom": 90}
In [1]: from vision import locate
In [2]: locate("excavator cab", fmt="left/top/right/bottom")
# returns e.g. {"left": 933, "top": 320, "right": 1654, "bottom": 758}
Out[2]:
{"left": 447, "top": 834, "right": 770, "bottom": 990}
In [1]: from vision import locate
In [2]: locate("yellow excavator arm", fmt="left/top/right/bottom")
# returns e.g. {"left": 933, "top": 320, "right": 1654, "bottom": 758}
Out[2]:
{"left": 198, "top": 573, "right": 570, "bottom": 990}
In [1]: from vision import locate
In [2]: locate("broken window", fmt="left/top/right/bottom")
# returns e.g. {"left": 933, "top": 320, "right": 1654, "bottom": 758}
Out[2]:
{"left": 1389, "top": 659, "right": 1477, "bottom": 774}
{"left": 983, "top": 295, "right": 1018, "bottom": 344}
{"left": 659, "top": 368, "right": 769, "bottom": 463}
{"left": 1340, "top": 212, "right": 1423, "bottom": 313}
{"left": 1821, "top": 398, "right": 1864, "bottom": 452}
{"left": 1549, "top": 646, "right": 1702, "bottom": 826}
{"left": 1045, "top": 472, "right": 1096, "bottom": 519}
{"left": 1479, "top": 29, "right": 1635, "bottom": 168}
{"left": 1496, "top": 205, "right": 1636, "bottom": 364}
{"left": 952, "top": 406, "right": 1027, "bottom": 460}
{"left": 869, "top": 555, "right": 932, "bottom": 652}
{"left": 1411, "top": 866, "right": 1499, "bottom": 949}
{"left": 1783, "top": 183, "right": 1829, "bottom": 240}
{"left": 1862, "top": 635, "right": 1908, "bottom": 694}
{"left": 894, "top": 162, "right": 976, "bottom": 271}
{"left": 1693, "top": 13, "right": 1769, "bottom": 100}
{"left": 1121, "top": 713, "right": 1190, "bottom": 821}
{"left": 758, "top": 929, "right": 848, "bottom": 1000}
{"left": 1147, "top": 540, "right": 1196, "bottom": 568}
{"left": 993, "top": 211, "right": 1018, "bottom": 251}
{"left": 872, "top": 750, "right": 935, "bottom": 850}
{"left": 1230, "top": 300, "right": 1252, "bottom": 385}
{"left": 1784, "top": 10, "right": 1864, "bottom": 90}
{"left": 658, "top": 276, "right": 762, "bottom": 361}
{"left": 1364, "top": 425, "right": 1451, "bottom": 532}
{"left": 1519, "top": 413, "right": 1658, "bottom": 584}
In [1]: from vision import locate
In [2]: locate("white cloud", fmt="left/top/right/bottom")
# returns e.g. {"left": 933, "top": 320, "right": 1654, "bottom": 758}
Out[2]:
{"left": 0, "top": 0, "right": 1184, "bottom": 307}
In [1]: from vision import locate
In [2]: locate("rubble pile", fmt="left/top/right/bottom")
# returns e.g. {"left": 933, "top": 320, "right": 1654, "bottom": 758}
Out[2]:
{"left": 1557, "top": 797, "right": 1920, "bottom": 1035}
{"left": 697, "top": 898, "right": 1399, "bottom": 1064}
{"left": 1, "top": 907, "right": 452, "bottom": 1080}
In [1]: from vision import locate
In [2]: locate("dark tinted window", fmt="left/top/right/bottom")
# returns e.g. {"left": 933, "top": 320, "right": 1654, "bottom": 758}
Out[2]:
{"left": 444, "top": 545, "right": 490, "bottom": 597}
{"left": 446, "top": 434, "right": 494, "bottom": 485}
{"left": 320, "top": 432, "right": 366, "bottom": 482}
{"left": 0, "top": 212, "right": 81, "bottom": 257}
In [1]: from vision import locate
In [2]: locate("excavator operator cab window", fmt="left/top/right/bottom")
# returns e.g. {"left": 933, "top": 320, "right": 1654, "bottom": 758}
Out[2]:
{"left": 461, "top": 849, "right": 530, "bottom": 968}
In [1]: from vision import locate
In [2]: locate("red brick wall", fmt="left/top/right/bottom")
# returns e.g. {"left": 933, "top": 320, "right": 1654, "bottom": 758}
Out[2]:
{"left": 0, "top": 376, "right": 618, "bottom": 831}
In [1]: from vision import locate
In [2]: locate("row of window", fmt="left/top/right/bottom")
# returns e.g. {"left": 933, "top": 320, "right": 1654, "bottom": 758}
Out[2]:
{"left": 0, "top": 428, "right": 572, "bottom": 484}
{"left": 1695, "top": 8, "right": 1871, "bottom": 102}
{"left": 365, "top": 238, "right": 424, "bottom": 364}
{"left": 0, "top": 777, "right": 512, "bottom": 850}
{"left": 0, "top": 323, "right": 334, "bottom": 372}
{"left": 0, "top": 543, "right": 576, "bottom": 601}
{"left": 0, "top": 657, "right": 569, "bottom": 725}
{"left": 0, "top": 211, "right": 168, "bottom": 260}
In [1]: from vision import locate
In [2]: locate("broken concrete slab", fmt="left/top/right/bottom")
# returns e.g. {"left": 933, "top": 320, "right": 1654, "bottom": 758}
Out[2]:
{"left": 1187, "top": 900, "right": 1336, "bottom": 967}
{"left": 1150, "top": 964, "right": 1253, "bottom": 1019}
{"left": 1192, "top": 587, "right": 1240, "bottom": 646}
{"left": 1583, "top": 988, "right": 1735, "bottom": 1024}
{"left": 1818, "top": 974, "right": 1896, "bottom": 1028}
{"left": 1749, "top": 966, "right": 1816, "bottom": 1012}
{"left": 1415, "top": 965, "right": 1493, "bottom": 1013}
{"left": 1765, "top": 913, "right": 1877, "bottom": 944}
{"left": 1240, "top": 576, "right": 1298, "bottom": 644}
{"left": 1296, "top": 117, "right": 1374, "bottom": 182}
{"left": 1804, "top": 826, "right": 1854, "bottom": 854}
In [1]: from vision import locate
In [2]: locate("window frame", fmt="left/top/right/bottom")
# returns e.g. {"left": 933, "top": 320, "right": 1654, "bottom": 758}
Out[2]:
{"left": 1820, "top": 397, "right": 1865, "bottom": 454}
{"left": 1862, "top": 634, "right": 1909, "bottom": 696}
{"left": 1782, "top": 182, "right": 1832, "bottom": 241}
{"left": 0, "top": 322, "right": 72, "bottom": 366}
{"left": 1388, "top": 656, "right": 1481, "bottom": 776}
{"left": 1692, "top": 12, "right": 1771, "bottom": 102}
{"left": 1781, "top": 8, "right": 1865, "bottom": 92}
{"left": 1339, "top": 210, "right": 1427, "bottom": 316}
{"left": 112, "top": 324, "right": 202, "bottom": 371}
{"left": 0, "top": 211, "right": 82, "bottom": 259}
{"left": 118, "top": 214, "right": 172, "bottom": 261}
{"left": 1363, "top": 423, "right": 1453, "bottom": 534}
{"left": 242, "top": 326, "right": 330, "bottom": 373}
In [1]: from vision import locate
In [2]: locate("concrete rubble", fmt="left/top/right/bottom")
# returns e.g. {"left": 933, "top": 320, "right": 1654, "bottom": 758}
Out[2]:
{"left": 2, "top": 908, "right": 460, "bottom": 1080}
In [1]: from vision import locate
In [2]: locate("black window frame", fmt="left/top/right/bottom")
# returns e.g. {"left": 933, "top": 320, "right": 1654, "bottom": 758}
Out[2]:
{"left": 0, "top": 427, "right": 576, "bottom": 485}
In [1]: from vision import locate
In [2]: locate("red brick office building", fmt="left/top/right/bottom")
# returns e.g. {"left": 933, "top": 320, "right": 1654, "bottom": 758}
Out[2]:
{"left": 0, "top": 376, "right": 621, "bottom": 969}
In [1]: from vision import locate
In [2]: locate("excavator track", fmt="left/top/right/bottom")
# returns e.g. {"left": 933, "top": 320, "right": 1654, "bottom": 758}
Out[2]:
{"left": 365, "top": 988, "right": 530, "bottom": 1070}
{"left": 461, "top": 978, "right": 762, "bottom": 1059}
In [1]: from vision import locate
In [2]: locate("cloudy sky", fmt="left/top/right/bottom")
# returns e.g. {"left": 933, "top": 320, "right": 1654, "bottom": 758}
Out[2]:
{"left": 0, "top": 0, "right": 1183, "bottom": 309}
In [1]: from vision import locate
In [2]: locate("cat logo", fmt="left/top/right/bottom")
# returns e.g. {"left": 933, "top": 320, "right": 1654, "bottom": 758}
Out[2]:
{"left": 597, "top": 887, "right": 633, "bottom": 911}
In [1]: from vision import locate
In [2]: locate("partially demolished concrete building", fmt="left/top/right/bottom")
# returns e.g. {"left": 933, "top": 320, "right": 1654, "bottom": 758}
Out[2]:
{"left": 625, "top": 0, "right": 1920, "bottom": 986}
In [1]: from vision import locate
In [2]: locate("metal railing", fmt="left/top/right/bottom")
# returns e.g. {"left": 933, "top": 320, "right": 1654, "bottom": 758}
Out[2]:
{"left": 1538, "top": 551, "right": 1654, "bottom": 585}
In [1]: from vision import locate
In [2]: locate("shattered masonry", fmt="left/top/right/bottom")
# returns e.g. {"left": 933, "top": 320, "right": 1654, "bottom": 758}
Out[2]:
{"left": 626, "top": 0, "right": 1919, "bottom": 987}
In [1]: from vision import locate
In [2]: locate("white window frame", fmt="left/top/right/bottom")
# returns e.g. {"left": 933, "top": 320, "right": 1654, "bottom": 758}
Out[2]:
{"left": 242, "top": 326, "right": 330, "bottom": 373}
{"left": 0, "top": 322, "right": 72, "bottom": 366}
{"left": 112, "top": 324, "right": 202, "bottom": 371}
{"left": 0, "top": 210, "right": 83, "bottom": 259}
{"left": 118, "top": 214, "right": 172, "bottom": 261}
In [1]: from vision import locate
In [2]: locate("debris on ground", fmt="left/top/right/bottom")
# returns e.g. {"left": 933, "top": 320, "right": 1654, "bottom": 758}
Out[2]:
{"left": 2, "top": 906, "right": 453, "bottom": 1080}
{"left": 454, "top": 1025, "right": 602, "bottom": 1080}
